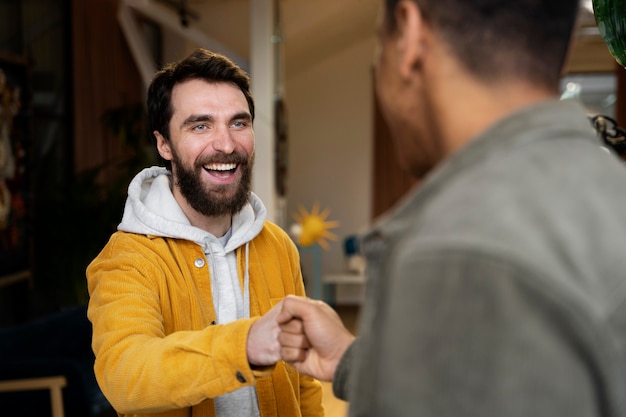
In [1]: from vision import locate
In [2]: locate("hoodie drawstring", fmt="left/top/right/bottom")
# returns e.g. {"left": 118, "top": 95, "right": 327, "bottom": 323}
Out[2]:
{"left": 243, "top": 242, "right": 250, "bottom": 317}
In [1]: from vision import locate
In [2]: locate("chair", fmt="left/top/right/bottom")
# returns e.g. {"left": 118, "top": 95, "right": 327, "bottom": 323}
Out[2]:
{"left": 0, "top": 305, "right": 114, "bottom": 417}
{"left": 0, "top": 376, "right": 67, "bottom": 417}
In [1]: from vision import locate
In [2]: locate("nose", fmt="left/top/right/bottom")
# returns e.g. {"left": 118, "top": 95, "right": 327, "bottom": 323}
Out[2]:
{"left": 211, "top": 126, "right": 236, "bottom": 154}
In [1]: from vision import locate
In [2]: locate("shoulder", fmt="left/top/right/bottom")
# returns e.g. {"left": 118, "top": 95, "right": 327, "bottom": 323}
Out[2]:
{"left": 248, "top": 222, "right": 300, "bottom": 265}
{"left": 255, "top": 221, "right": 296, "bottom": 247}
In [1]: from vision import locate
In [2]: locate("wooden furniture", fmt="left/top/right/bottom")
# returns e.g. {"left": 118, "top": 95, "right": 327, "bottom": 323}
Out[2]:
{"left": 0, "top": 376, "right": 67, "bottom": 417}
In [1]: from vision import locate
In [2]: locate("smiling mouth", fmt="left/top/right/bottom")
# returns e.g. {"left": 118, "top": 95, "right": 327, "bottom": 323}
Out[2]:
{"left": 202, "top": 163, "right": 238, "bottom": 177}
{"left": 203, "top": 163, "right": 237, "bottom": 174}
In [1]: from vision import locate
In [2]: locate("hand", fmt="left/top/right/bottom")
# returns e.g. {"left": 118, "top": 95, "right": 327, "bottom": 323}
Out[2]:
{"left": 277, "top": 295, "right": 355, "bottom": 381}
{"left": 247, "top": 300, "right": 284, "bottom": 366}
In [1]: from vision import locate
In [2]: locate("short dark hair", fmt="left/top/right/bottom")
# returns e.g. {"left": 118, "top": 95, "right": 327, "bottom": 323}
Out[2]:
{"left": 383, "top": 0, "right": 580, "bottom": 90}
{"left": 147, "top": 49, "right": 255, "bottom": 169}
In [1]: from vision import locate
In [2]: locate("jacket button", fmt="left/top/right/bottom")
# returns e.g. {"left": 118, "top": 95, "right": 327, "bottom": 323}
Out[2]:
{"left": 194, "top": 258, "right": 205, "bottom": 268}
{"left": 236, "top": 371, "right": 246, "bottom": 383}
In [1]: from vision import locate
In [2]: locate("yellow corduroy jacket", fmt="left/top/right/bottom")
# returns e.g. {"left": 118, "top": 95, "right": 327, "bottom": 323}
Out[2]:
{"left": 86, "top": 221, "right": 324, "bottom": 417}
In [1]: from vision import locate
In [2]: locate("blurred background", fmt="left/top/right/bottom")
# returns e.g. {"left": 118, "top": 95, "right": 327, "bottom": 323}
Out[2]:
{"left": 0, "top": 0, "right": 619, "bottom": 318}
{"left": 0, "top": 1, "right": 621, "bottom": 416}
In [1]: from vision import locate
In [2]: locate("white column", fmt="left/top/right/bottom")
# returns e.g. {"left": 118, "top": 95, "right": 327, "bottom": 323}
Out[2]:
{"left": 250, "top": 0, "right": 277, "bottom": 222}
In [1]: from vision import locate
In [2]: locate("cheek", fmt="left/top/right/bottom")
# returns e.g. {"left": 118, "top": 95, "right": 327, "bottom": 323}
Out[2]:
{"left": 171, "top": 140, "right": 203, "bottom": 167}
{"left": 239, "top": 132, "right": 255, "bottom": 157}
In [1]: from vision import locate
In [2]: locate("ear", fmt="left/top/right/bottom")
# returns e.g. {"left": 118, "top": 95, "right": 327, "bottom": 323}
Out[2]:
{"left": 155, "top": 131, "right": 173, "bottom": 161}
{"left": 394, "top": 0, "right": 426, "bottom": 80}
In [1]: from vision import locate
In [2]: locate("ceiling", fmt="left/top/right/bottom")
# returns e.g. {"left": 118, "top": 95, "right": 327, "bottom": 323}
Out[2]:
{"left": 181, "top": 0, "right": 379, "bottom": 76}
{"left": 165, "top": 0, "right": 617, "bottom": 76}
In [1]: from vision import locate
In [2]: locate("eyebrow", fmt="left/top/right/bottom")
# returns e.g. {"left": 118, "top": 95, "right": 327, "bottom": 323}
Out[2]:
{"left": 180, "top": 114, "right": 212, "bottom": 129}
{"left": 180, "top": 112, "right": 252, "bottom": 128}
{"left": 231, "top": 112, "right": 252, "bottom": 123}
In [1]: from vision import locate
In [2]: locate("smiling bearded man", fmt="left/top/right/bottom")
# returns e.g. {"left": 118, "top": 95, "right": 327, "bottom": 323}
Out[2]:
{"left": 85, "top": 48, "right": 324, "bottom": 417}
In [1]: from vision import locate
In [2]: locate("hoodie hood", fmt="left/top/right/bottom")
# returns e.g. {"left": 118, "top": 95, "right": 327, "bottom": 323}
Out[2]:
{"left": 118, "top": 166, "right": 267, "bottom": 251}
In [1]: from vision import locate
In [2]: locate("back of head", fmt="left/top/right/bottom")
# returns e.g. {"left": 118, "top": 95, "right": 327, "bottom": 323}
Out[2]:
{"left": 384, "top": 0, "right": 580, "bottom": 91}
{"left": 147, "top": 48, "right": 255, "bottom": 150}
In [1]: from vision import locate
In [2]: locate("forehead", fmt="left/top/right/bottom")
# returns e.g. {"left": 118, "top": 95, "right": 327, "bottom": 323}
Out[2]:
{"left": 170, "top": 79, "right": 249, "bottom": 116}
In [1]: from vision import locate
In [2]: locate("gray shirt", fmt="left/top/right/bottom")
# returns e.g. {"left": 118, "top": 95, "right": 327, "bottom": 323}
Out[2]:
{"left": 336, "top": 99, "right": 626, "bottom": 417}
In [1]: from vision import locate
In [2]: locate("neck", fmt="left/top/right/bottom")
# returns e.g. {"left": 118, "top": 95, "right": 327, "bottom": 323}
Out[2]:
{"left": 427, "top": 62, "right": 557, "bottom": 158}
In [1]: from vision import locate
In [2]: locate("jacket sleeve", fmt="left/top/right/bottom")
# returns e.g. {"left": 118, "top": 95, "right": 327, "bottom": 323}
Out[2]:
{"left": 86, "top": 234, "right": 260, "bottom": 414}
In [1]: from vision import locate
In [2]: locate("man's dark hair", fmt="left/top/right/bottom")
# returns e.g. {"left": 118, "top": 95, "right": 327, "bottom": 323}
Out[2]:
{"left": 147, "top": 49, "right": 255, "bottom": 169}
{"left": 383, "top": 0, "right": 580, "bottom": 90}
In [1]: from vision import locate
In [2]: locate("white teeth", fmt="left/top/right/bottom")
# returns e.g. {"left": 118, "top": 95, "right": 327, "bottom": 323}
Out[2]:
{"left": 204, "top": 163, "right": 237, "bottom": 171}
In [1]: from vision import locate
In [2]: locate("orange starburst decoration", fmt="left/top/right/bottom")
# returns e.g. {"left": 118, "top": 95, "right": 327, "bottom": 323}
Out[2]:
{"left": 292, "top": 202, "right": 339, "bottom": 249}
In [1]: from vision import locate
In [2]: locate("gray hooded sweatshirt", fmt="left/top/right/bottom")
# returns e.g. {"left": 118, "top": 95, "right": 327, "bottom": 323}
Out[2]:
{"left": 118, "top": 166, "right": 265, "bottom": 417}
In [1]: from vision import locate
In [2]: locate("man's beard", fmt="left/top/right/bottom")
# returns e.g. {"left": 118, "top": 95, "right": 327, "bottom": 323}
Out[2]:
{"left": 171, "top": 150, "right": 253, "bottom": 217}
